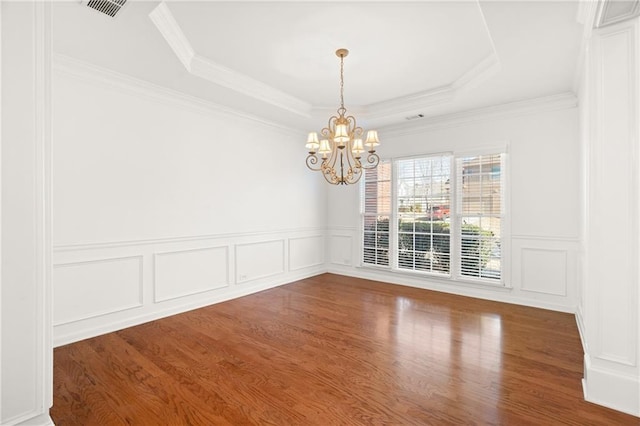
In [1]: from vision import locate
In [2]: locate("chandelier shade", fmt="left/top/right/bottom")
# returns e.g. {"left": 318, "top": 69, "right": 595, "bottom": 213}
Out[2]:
{"left": 305, "top": 49, "right": 381, "bottom": 185}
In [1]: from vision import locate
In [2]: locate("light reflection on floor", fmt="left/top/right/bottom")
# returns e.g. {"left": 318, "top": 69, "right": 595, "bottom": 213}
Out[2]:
{"left": 392, "top": 295, "right": 504, "bottom": 420}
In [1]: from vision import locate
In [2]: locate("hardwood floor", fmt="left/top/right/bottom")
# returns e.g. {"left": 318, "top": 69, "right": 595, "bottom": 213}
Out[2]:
{"left": 51, "top": 273, "right": 638, "bottom": 425}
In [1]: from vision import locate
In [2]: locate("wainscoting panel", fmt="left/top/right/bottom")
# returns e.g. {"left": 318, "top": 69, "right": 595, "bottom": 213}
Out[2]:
{"left": 328, "top": 227, "right": 579, "bottom": 313}
{"left": 289, "top": 235, "right": 324, "bottom": 271}
{"left": 235, "top": 239, "right": 285, "bottom": 283}
{"left": 521, "top": 248, "right": 568, "bottom": 296}
{"left": 53, "top": 256, "right": 143, "bottom": 326}
{"left": 52, "top": 229, "right": 325, "bottom": 346}
{"left": 511, "top": 236, "right": 578, "bottom": 305}
{"left": 154, "top": 246, "right": 229, "bottom": 302}
{"left": 329, "top": 234, "right": 354, "bottom": 266}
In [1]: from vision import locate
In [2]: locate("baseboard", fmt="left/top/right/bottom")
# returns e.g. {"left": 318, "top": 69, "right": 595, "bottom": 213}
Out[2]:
{"left": 53, "top": 267, "right": 324, "bottom": 347}
{"left": 583, "top": 354, "right": 640, "bottom": 417}
{"left": 328, "top": 264, "right": 575, "bottom": 313}
{"left": 8, "top": 412, "right": 54, "bottom": 426}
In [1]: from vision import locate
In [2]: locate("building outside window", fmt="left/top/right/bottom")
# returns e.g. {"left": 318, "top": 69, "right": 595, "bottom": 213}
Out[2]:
{"left": 361, "top": 152, "right": 506, "bottom": 284}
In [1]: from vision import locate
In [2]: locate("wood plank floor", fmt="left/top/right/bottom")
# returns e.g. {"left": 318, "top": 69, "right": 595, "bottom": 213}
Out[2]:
{"left": 51, "top": 273, "right": 639, "bottom": 425}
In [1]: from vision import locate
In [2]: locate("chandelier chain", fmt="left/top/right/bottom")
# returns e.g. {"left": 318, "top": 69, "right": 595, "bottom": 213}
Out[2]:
{"left": 340, "top": 53, "right": 345, "bottom": 110}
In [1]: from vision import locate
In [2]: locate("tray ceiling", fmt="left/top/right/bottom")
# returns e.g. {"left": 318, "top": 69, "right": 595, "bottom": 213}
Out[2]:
{"left": 52, "top": 1, "right": 583, "bottom": 129}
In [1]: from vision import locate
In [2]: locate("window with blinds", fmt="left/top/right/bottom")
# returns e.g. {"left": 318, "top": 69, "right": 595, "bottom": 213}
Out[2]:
{"left": 456, "top": 154, "right": 504, "bottom": 280}
{"left": 396, "top": 156, "right": 451, "bottom": 274}
{"left": 361, "top": 160, "right": 391, "bottom": 267}
{"left": 360, "top": 151, "right": 505, "bottom": 284}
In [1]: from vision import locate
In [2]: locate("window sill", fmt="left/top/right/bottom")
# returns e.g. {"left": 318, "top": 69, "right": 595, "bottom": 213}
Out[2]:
{"left": 357, "top": 264, "right": 513, "bottom": 292}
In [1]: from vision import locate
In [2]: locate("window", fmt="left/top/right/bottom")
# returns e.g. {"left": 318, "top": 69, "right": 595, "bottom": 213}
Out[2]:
{"left": 396, "top": 156, "right": 451, "bottom": 274}
{"left": 362, "top": 161, "right": 391, "bottom": 267}
{"left": 456, "top": 154, "right": 504, "bottom": 280}
{"left": 361, "top": 152, "right": 505, "bottom": 284}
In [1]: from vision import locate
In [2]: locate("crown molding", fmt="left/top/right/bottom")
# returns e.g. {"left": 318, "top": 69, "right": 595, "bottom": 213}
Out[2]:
{"left": 148, "top": 1, "right": 506, "bottom": 125}
{"left": 149, "top": 2, "right": 311, "bottom": 118}
{"left": 148, "top": 2, "right": 194, "bottom": 71}
{"left": 52, "top": 53, "right": 301, "bottom": 136}
{"left": 595, "top": 0, "right": 640, "bottom": 28}
{"left": 189, "top": 55, "right": 311, "bottom": 117}
{"left": 364, "top": 53, "right": 501, "bottom": 121}
{"left": 380, "top": 92, "right": 578, "bottom": 137}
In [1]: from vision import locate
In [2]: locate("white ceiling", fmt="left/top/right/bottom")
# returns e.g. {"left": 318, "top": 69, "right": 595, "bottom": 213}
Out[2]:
{"left": 52, "top": 1, "right": 584, "bottom": 130}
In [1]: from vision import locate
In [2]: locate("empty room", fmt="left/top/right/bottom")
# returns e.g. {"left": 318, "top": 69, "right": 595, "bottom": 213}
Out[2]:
{"left": 1, "top": 0, "right": 639, "bottom": 424}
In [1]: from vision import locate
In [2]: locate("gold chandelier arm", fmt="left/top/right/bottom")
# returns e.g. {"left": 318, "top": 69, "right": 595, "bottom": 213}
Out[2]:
{"left": 362, "top": 152, "right": 380, "bottom": 169}
{"left": 306, "top": 154, "right": 324, "bottom": 171}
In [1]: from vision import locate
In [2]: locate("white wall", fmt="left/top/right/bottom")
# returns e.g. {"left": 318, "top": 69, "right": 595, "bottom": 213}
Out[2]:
{"left": 578, "top": 17, "right": 639, "bottom": 417}
{"left": 327, "top": 99, "right": 581, "bottom": 313}
{"left": 1, "top": 2, "right": 54, "bottom": 425}
{"left": 51, "top": 57, "right": 327, "bottom": 346}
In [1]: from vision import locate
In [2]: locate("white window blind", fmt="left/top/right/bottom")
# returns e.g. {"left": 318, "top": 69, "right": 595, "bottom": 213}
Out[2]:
{"left": 396, "top": 156, "right": 451, "bottom": 274}
{"left": 361, "top": 161, "right": 391, "bottom": 267}
{"left": 456, "top": 154, "right": 504, "bottom": 280}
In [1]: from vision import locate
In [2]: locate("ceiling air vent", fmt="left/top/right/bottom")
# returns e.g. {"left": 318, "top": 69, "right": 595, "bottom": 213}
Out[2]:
{"left": 405, "top": 114, "right": 425, "bottom": 121}
{"left": 84, "top": 0, "right": 127, "bottom": 18}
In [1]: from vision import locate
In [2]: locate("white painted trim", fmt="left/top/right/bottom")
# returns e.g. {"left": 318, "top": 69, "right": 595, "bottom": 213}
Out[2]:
{"left": 0, "top": 0, "right": 3, "bottom": 419}
{"left": 148, "top": 2, "right": 194, "bottom": 71}
{"left": 596, "top": 0, "right": 640, "bottom": 28}
{"left": 328, "top": 263, "right": 575, "bottom": 313}
{"left": 148, "top": 2, "right": 501, "bottom": 124}
{"left": 52, "top": 53, "right": 302, "bottom": 136}
{"left": 190, "top": 55, "right": 311, "bottom": 117}
{"left": 453, "top": 54, "right": 502, "bottom": 91}
{"left": 345, "top": 53, "right": 501, "bottom": 121}
{"left": 53, "top": 266, "right": 324, "bottom": 348}
{"left": 152, "top": 246, "right": 230, "bottom": 303}
{"left": 583, "top": 354, "right": 640, "bottom": 417}
{"left": 53, "top": 256, "right": 145, "bottom": 326}
{"left": 573, "top": 0, "right": 598, "bottom": 92}
{"left": 511, "top": 234, "right": 581, "bottom": 243}
{"left": 34, "top": 1, "right": 53, "bottom": 423}
{"left": 592, "top": 19, "right": 639, "bottom": 369}
{"left": 53, "top": 226, "right": 326, "bottom": 252}
{"left": 520, "top": 248, "right": 568, "bottom": 297}
{"left": 379, "top": 92, "right": 578, "bottom": 137}
{"left": 149, "top": 2, "right": 311, "bottom": 118}
{"left": 234, "top": 239, "right": 286, "bottom": 284}
{"left": 576, "top": 304, "right": 588, "bottom": 352}
{"left": 288, "top": 235, "right": 325, "bottom": 271}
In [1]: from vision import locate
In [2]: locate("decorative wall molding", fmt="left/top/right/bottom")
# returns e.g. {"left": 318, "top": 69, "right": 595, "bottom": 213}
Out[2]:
{"left": 148, "top": 2, "right": 501, "bottom": 124}
{"left": 520, "top": 248, "right": 568, "bottom": 296}
{"left": 329, "top": 235, "right": 353, "bottom": 266}
{"left": 235, "top": 239, "right": 286, "bottom": 283}
{"left": 590, "top": 18, "right": 639, "bottom": 369}
{"left": 595, "top": 0, "right": 640, "bottom": 28}
{"left": 35, "top": 2, "right": 54, "bottom": 425}
{"left": 52, "top": 53, "right": 301, "bottom": 136}
{"left": 511, "top": 234, "right": 581, "bottom": 243}
{"left": 288, "top": 235, "right": 325, "bottom": 271}
{"left": 583, "top": 354, "right": 640, "bottom": 416}
{"left": 380, "top": 92, "right": 578, "bottom": 137}
{"left": 53, "top": 226, "right": 326, "bottom": 252}
{"left": 53, "top": 230, "right": 325, "bottom": 347}
{"left": 327, "top": 226, "right": 579, "bottom": 313}
{"left": 367, "top": 54, "right": 501, "bottom": 120}
{"left": 148, "top": 2, "right": 194, "bottom": 71}
{"left": 53, "top": 256, "right": 144, "bottom": 326}
{"left": 153, "top": 246, "right": 229, "bottom": 303}
{"left": 149, "top": 2, "right": 311, "bottom": 117}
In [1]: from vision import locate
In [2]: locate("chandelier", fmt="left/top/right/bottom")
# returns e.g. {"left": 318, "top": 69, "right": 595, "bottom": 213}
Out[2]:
{"left": 305, "top": 49, "right": 381, "bottom": 185}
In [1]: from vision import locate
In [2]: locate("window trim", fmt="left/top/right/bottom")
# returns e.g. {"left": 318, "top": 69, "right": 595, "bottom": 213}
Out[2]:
{"left": 359, "top": 146, "right": 510, "bottom": 288}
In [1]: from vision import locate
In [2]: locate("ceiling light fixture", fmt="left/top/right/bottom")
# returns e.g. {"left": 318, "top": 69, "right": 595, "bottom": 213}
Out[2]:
{"left": 305, "top": 49, "right": 381, "bottom": 185}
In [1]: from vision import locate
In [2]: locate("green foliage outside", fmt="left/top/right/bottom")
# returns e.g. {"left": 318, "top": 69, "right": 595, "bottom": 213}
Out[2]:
{"left": 364, "top": 218, "right": 494, "bottom": 275}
